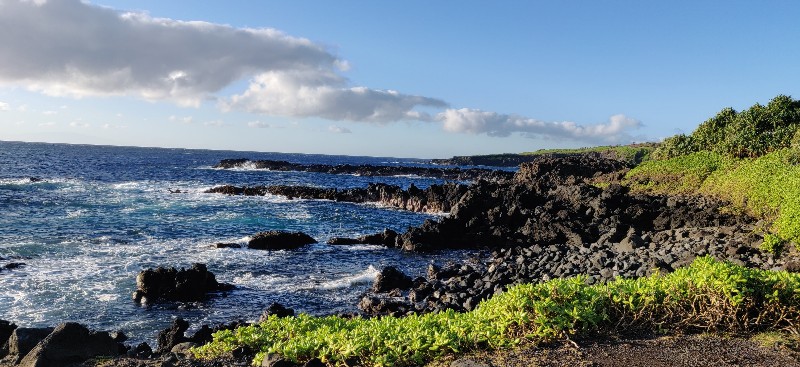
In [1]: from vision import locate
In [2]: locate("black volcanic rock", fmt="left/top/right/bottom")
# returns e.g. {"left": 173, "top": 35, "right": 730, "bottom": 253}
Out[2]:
{"left": 17, "top": 323, "right": 123, "bottom": 367}
{"left": 372, "top": 266, "right": 412, "bottom": 293}
{"left": 132, "top": 263, "right": 233, "bottom": 304}
{"left": 206, "top": 182, "right": 469, "bottom": 214}
{"left": 247, "top": 231, "right": 317, "bottom": 250}
{"left": 212, "top": 158, "right": 513, "bottom": 181}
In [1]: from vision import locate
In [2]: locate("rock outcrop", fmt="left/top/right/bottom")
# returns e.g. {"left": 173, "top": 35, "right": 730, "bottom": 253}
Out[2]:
{"left": 132, "top": 263, "right": 234, "bottom": 304}
{"left": 206, "top": 182, "right": 468, "bottom": 215}
{"left": 213, "top": 159, "right": 513, "bottom": 181}
{"left": 17, "top": 323, "right": 123, "bottom": 367}
{"left": 247, "top": 231, "right": 317, "bottom": 250}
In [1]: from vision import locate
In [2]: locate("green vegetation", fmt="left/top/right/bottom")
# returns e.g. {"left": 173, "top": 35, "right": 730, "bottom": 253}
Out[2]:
{"left": 627, "top": 95, "right": 800, "bottom": 252}
{"left": 652, "top": 95, "right": 800, "bottom": 159}
{"left": 524, "top": 144, "right": 657, "bottom": 165}
{"left": 625, "top": 151, "right": 734, "bottom": 194}
{"left": 194, "top": 257, "right": 800, "bottom": 366}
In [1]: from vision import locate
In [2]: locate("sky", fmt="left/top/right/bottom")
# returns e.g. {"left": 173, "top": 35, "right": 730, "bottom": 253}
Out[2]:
{"left": 0, "top": 1, "right": 799, "bottom": 158}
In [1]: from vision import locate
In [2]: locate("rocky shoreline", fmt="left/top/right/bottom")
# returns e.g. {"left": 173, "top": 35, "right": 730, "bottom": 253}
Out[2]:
{"left": 3, "top": 152, "right": 799, "bottom": 366}
{"left": 213, "top": 158, "right": 514, "bottom": 181}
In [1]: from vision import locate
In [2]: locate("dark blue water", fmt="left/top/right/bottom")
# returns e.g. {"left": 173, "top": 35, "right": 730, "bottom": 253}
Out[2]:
{"left": 0, "top": 141, "right": 466, "bottom": 344}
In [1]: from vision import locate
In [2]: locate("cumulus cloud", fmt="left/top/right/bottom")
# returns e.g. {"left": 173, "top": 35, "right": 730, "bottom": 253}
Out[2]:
{"left": 0, "top": 0, "right": 445, "bottom": 122}
{"left": 438, "top": 108, "right": 642, "bottom": 144}
{"left": 328, "top": 125, "right": 352, "bottom": 134}
{"left": 0, "top": 0, "right": 338, "bottom": 106}
{"left": 0, "top": 102, "right": 8, "bottom": 111}
{"left": 224, "top": 69, "right": 447, "bottom": 123}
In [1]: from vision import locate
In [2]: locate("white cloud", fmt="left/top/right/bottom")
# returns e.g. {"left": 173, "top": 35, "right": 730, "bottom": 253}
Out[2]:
{"left": 0, "top": 102, "right": 8, "bottom": 111}
{"left": 17, "top": 104, "right": 28, "bottom": 112}
{"left": 38, "top": 121, "right": 56, "bottom": 127}
{"left": 169, "top": 115, "right": 193, "bottom": 124}
{"left": 224, "top": 69, "right": 447, "bottom": 123}
{"left": 247, "top": 121, "right": 272, "bottom": 128}
{"left": 42, "top": 110, "right": 57, "bottom": 115}
{"left": 328, "top": 125, "right": 352, "bottom": 134}
{"left": 0, "top": 0, "right": 339, "bottom": 107}
{"left": 69, "top": 120, "right": 90, "bottom": 128}
{"left": 437, "top": 108, "right": 643, "bottom": 144}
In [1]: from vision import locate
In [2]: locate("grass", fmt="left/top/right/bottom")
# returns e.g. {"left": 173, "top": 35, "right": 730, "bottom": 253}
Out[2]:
{"left": 624, "top": 148, "right": 800, "bottom": 251}
{"left": 193, "top": 257, "right": 800, "bottom": 366}
{"left": 523, "top": 144, "right": 657, "bottom": 165}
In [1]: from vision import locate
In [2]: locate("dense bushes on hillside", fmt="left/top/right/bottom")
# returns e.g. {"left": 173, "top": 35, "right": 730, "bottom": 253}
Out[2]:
{"left": 653, "top": 95, "right": 800, "bottom": 159}
{"left": 631, "top": 94, "right": 800, "bottom": 252}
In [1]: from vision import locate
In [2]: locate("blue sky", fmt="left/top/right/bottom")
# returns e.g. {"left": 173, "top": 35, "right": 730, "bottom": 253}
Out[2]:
{"left": 1, "top": 0, "right": 798, "bottom": 158}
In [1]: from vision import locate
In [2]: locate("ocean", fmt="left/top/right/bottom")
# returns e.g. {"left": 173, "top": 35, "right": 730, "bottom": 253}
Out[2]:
{"left": 0, "top": 141, "right": 469, "bottom": 344}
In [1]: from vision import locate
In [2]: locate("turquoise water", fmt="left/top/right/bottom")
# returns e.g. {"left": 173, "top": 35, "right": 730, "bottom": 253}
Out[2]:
{"left": 0, "top": 141, "right": 466, "bottom": 344}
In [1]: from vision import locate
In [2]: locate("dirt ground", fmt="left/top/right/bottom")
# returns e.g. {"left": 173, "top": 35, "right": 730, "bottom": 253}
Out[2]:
{"left": 427, "top": 333, "right": 800, "bottom": 367}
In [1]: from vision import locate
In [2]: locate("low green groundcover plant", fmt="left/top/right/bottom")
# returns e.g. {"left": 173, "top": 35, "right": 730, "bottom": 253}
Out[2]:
{"left": 193, "top": 257, "right": 800, "bottom": 366}
{"left": 625, "top": 148, "right": 800, "bottom": 251}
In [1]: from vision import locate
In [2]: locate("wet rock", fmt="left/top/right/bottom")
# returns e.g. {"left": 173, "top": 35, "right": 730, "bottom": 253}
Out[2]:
{"left": 213, "top": 242, "right": 242, "bottom": 249}
{"left": 3, "top": 262, "right": 25, "bottom": 270}
{"left": 326, "top": 237, "right": 361, "bottom": 246}
{"left": 132, "top": 263, "right": 233, "bottom": 304}
{"left": 260, "top": 302, "right": 295, "bottom": 319}
{"left": 213, "top": 158, "right": 512, "bottom": 182}
{"left": 17, "top": 322, "right": 122, "bottom": 367}
{"left": 372, "top": 266, "right": 412, "bottom": 293}
{"left": 248, "top": 231, "right": 317, "bottom": 250}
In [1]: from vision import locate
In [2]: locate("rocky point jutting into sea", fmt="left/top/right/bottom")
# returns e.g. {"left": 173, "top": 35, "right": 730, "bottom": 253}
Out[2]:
{"left": 1, "top": 143, "right": 798, "bottom": 367}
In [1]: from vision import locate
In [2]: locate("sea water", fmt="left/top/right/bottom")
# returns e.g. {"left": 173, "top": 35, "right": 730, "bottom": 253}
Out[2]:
{"left": 0, "top": 141, "right": 470, "bottom": 344}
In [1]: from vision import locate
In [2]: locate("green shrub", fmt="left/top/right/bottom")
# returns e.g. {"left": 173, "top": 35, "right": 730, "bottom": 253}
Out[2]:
{"left": 655, "top": 95, "right": 800, "bottom": 160}
{"left": 624, "top": 151, "right": 731, "bottom": 194}
{"left": 193, "top": 257, "right": 800, "bottom": 367}
{"left": 651, "top": 134, "right": 697, "bottom": 160}
{"left": 701, "top": 149, "right": 800, "bottom": 248}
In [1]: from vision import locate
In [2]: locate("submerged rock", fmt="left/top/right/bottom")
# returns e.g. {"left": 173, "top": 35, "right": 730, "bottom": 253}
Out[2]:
{"left": 248, "top": 231, "right": 317, "bottom": 250}
{"left": 132, "top": 263, "right": 233, "bottom": 304}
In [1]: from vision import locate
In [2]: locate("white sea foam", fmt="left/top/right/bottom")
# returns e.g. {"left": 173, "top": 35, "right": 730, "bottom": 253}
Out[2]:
{"left": 66, "top": 209, "right": 86, "bottom": 218}
{"left": 315, "top": 266, "right": 379, "bottom": 290}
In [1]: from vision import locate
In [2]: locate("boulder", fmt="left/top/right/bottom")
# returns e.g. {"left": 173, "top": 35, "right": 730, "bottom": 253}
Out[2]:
{"left": 248, "top": 231, "right": 317, "bottom": 250}
{"left": 132, "top": 263, "right": 233, "bottom": 304}
{"left": 260, "top": 303, "right": 295, "bottom": 320}
{"left": 156, "top": 318, "right": 189, "bottom": 355}
{"left": 126, "top": 342, "right": 153, "bottom": 359}
{"left": 17, "top": 323, "right": 122, "bottom": 367}
{"left": 372, "top": 266, "right": 412, "bottom": 293}
{"left": 326, "top": 237, "right": 361, "bottom": 246}
{"left": 0, "top": 320, "right": 17, "bottom": 357}
{"left": 4, "top": 327, "right": 53, "bottom": 363}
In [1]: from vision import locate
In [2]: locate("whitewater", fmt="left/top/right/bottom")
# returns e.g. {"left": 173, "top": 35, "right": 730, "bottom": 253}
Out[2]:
{"left": 0, "top": 141, "right": 467, "bottom": 344}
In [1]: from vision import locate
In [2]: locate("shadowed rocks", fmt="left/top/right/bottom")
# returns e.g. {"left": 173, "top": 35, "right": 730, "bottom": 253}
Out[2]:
{"left": 132, "top": 263, "right": 234, "bottom": 304}
{"left": 213, "top": 158, "right": 513, "bottom": 181}
{"left": 248, "top": 231, "right": 317, "bottom": 250}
